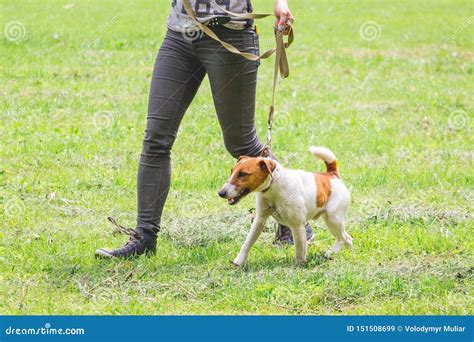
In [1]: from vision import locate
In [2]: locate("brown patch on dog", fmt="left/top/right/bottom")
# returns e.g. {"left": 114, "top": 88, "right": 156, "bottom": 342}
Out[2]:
{"left": 314, "top": 172, "right": 335, "bottom": 207}
{"left": 230, "top": 157, "right": 276, "bottom": 193}
{"left": 325, "top": 161, "right": 339, "bottom": 178}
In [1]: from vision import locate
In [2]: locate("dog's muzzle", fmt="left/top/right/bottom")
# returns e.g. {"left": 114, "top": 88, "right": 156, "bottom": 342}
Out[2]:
{"left": 218, "top": 183, "right": 250, "bottom": 205}
{"left": 218, "top": 188, "right": 227, "bottom": 198}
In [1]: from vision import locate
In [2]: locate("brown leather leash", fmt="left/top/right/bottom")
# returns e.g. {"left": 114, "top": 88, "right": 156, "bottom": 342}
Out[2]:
{"left": 182, "top": 0, "right": 294, "bottom": 153}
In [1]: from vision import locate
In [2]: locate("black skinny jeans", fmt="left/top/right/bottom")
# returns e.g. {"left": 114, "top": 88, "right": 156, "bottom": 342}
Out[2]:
{"left": 136, "top": 27, "right": 267, "bottom": 236}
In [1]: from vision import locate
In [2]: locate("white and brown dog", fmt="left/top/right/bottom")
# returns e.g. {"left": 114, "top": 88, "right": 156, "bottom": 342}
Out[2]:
{"left": 218, "top": 147, "right": 353, "bottom": 266}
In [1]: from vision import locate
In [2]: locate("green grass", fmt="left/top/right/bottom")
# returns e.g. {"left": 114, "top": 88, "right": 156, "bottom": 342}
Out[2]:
{"left": 1, "top": 0, "right": 473, "bottom": 314}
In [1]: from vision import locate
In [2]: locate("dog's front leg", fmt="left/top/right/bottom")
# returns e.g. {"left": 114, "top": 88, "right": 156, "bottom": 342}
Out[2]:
{"left": 292, "top": 224, "right": 307, "bottom": 264}
{"left": 233, "top": 214, "right": 268, "bottom": 266}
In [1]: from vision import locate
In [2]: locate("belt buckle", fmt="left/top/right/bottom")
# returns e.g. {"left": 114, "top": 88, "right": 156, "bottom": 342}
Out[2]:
{"left": 204, "top": 16, "right": 231, "bottom": 28}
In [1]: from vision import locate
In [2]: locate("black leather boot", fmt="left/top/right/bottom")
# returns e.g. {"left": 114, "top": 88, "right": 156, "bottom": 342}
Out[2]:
{"left": 95, "top": 234, "right": 156, "bottom": 259}
{"left": 95, "top": 217, "right": 157, "bottom": 259}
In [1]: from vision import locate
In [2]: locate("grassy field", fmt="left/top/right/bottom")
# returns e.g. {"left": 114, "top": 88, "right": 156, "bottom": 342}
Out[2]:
{"left": 1, "top": 0, "right": 473, "bottom": 315}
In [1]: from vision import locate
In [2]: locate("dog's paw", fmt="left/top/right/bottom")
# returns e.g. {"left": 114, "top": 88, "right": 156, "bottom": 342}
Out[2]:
{"left": 324, "top": 251, "right": 335, "bottom": 260}
{"left": 294, "top": 259, "right": 308, "bottom": 267}
{"left": 230, "top": 260, "right": 243, "bottom": 267}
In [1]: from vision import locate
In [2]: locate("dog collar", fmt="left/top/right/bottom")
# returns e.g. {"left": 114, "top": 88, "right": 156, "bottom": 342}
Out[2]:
{"left": 260, "top": 178, "right": 273, "bottom": 193}
{"left": 261, "top": 169, "right": 277, "bottom": 193}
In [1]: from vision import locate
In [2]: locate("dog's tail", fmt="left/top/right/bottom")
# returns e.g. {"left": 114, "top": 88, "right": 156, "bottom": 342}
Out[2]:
{"left": 309, "top": 146, "right": 339, "bottom": 177}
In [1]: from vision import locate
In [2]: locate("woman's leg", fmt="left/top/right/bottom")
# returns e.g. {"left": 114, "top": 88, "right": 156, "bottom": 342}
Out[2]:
{"left": 96, "top": 30, "right": 205, "bottom": 258}
{"left": 196, "top": 27, "right": 265, "bottom": 158}
{"left": 137, "top": 31, "right": 205, "bottom": 237}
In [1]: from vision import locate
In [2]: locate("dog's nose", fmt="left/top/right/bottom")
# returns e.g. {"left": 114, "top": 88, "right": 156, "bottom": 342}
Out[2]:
{"left": 218, "top": 189, "right": 227, "bottom": 198}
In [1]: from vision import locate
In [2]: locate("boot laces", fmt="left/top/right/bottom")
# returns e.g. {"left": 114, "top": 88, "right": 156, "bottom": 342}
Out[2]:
{"left": 107, "top": 216, "right": 140, "bottom": 238}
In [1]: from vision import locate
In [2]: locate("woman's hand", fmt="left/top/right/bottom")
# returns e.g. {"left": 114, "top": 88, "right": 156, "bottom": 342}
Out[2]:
{"left": 274, "top": 0, "right": 294, "bottom": 35}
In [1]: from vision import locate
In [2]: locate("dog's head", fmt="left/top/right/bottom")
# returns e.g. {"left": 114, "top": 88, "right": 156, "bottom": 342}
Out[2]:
{"left": 218, "top": 156, "right": 276, "bottom": 205}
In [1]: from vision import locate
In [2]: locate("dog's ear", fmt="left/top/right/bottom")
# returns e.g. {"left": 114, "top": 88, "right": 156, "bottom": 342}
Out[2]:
{"left": 258, "top": 158, "right": 276, "bottom": 174}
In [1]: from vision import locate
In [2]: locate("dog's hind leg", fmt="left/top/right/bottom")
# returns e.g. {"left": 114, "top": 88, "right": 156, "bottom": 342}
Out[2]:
{"left": 323, "top": 210, "right": 352, "bottom": 259}
{"left": 233, "top": 214, "right": 269, "bottom": 266}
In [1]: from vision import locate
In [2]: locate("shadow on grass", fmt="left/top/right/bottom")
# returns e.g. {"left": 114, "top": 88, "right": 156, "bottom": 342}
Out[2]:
{"left": 225, "top": 248, "right": 331, "bottom": 272}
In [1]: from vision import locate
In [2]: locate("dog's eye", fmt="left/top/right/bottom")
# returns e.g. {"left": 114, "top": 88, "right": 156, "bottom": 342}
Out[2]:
{"left": 238, "top": 171, "right": 248, "bottom": 178}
